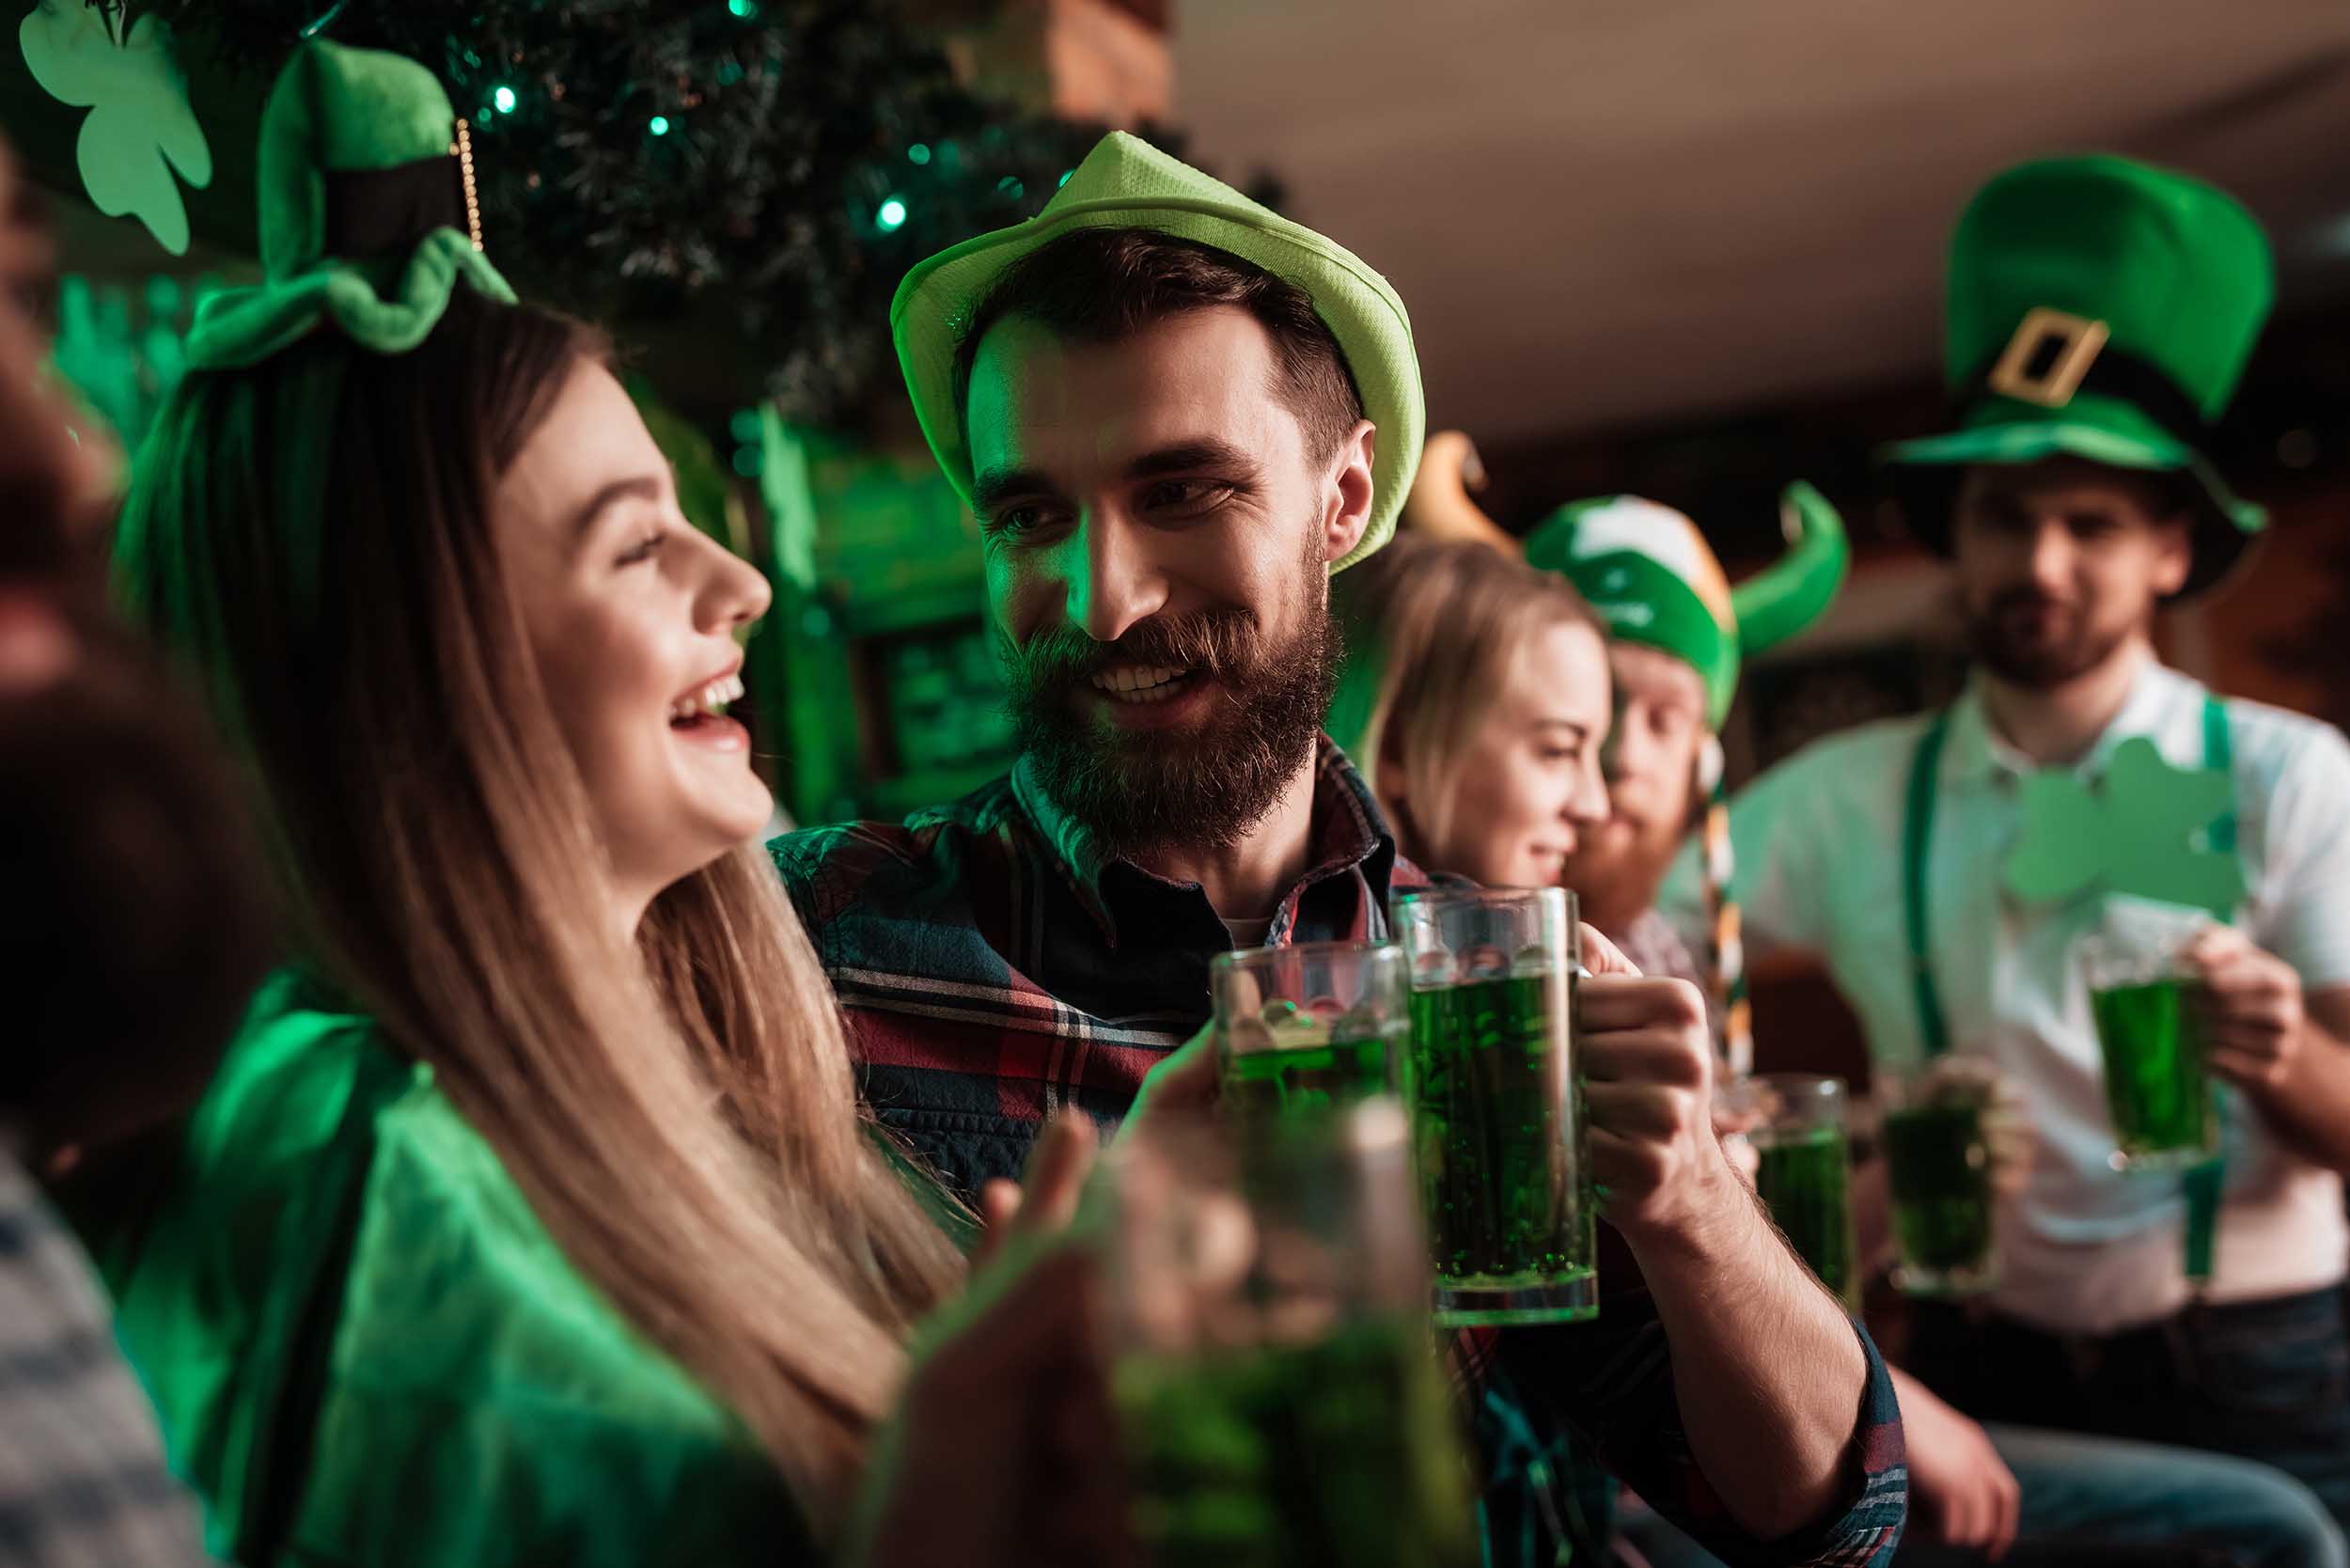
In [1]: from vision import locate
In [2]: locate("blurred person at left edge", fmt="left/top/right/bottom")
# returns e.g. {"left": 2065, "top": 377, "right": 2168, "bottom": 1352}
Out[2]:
{"left": 0, "top": 134, "right": 265, "bottom": 1568}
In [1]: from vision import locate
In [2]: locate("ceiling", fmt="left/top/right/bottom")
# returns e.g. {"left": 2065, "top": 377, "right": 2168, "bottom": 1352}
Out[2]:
{"left": 1171, "top": 0, "right": 2350, "bottom": 442}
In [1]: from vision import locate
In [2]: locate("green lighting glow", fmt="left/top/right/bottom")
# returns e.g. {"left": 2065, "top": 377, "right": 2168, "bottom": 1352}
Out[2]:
{"left": 649, "top": 115, "right": 671, "bottom": 135}
{"left": 876, "top": 196, "right": 908, "bottom": 231}
{"left": 995, "top": 175, "right": 1024, "bottom": 198}
{"left": 728, "top": 408, "right": 762, "bottom": 444}
{"left": 907, "top": 142, "right": 931, "bottom": 165}
{"left": 728, "top": 0, "right": 757, "bottom": 14}
{"left": 492, "top": 85, "right": 517, "bottom": 114}
{"left": 731, "top": 445, "right": 763, "bottom": 478}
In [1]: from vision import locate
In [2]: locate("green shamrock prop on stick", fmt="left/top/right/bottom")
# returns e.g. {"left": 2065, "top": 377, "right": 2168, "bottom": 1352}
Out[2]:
{"left": 20, "top": 0, "right": 212, "bottom": 255}
{"left": 2002, "top": 736, "right": 2246, "bottom": 918}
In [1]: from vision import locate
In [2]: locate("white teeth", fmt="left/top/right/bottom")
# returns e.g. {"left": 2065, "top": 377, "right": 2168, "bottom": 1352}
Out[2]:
{"left": 1089, "top": 664, "right": 1188, "bottom": 699}
{"left": 670, "top": 671, "right": 744, "bottom": 723}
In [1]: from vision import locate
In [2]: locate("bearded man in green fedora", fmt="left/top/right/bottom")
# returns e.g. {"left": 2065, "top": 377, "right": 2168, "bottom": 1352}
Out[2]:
{"left": 774, "top": 132, "right": 1908, "bottom": 1567}
{"left": 1698, "top": 154, "right": 2350, "bottom": 1538}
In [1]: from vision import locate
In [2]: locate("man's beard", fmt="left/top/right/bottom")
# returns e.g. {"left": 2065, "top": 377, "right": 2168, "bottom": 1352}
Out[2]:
{"left": 1002, "top": 577, "right": 1341, "bottom": 860}
{"left": 1964, "top": 587, "right": 2132, "bottom": 689}
{"left": 1560, "top": 800, "right": 1689, "bottom": 935}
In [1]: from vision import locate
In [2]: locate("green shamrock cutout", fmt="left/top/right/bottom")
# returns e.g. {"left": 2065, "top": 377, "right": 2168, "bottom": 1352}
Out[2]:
{"left": 2003, "top": 735, "right": 2244, "bottom": 917}
{"left": 20, "top": 0, "right": 212, "bottom": 256}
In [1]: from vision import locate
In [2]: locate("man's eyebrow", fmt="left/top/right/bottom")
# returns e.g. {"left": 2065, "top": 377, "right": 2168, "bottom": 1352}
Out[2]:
{"left": 569, "top": 475, "right": 666, "bottom": 540}
{"left": 971, "top": 466, "right": 1058, "bottom": 514}
{"left": 970, "top": 439, "right": 1261, "bottom": 513}
{"left": 1125, "top": 439, "right": 1258, "bottom": 482}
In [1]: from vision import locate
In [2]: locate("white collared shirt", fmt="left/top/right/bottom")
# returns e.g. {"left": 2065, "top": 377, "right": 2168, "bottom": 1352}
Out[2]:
{"left": 1669, "top": 651, "right": 2350, "bottom": 1333}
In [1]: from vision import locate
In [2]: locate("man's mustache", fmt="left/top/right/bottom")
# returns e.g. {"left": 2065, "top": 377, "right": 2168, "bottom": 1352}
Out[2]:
{"left": 1986, "top": 588, "right": 2077, "bottom": 619}
{"left": 1002, "top": 610, "right": 1261, "bottom": 690}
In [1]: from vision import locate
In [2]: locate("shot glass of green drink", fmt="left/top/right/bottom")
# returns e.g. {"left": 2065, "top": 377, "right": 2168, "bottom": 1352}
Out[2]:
{"left": 1879, "top": 1062, "right": 2002, "bottom": 1297}
{"left": 1735, "top": 1073, "right": 1859, "bottom": 1310}
{"left": 1102, "top": 1104, "right": 1477, "bottom": 1568}
{"left": 1212, "top": 942, "right": 1408, "bottom": 1131}
{"left": 2081, "top": 919, "right": 2218, "bottom": 1173}
{"left": 1392, "top": 886, "right": 1596, "bottom": 1327}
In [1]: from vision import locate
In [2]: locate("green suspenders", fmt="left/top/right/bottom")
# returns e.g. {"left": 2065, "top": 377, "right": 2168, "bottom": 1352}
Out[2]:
{"left": 1901, "top": 690, "right": 2235, "bottom": 1283}
{"left": 1904, "top": 713, "right": 1956, "bottom": 1060}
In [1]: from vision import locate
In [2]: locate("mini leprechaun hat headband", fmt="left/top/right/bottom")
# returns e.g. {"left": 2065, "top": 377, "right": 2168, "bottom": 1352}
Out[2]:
{"left": 1881, "top": 155, "right": 2273, "bottom": 600}
{"left": 184, "top": 39, "right": 515, "bottom": 371}
{"left": 889, "top": 131, "right": 1424, "bottom": 574}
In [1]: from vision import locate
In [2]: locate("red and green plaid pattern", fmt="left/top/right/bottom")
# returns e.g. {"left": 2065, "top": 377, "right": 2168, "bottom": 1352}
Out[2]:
{"left": 769, "top": 737, "right": 1905, "bottom": 1567}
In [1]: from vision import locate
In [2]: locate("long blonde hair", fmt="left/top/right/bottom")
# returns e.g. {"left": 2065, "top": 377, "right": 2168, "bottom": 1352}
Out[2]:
{"left": 114, "top": 290, "right": 962, "bottom": 1534}
{"left": 1333, "top": 531, "right": 1603, "bottom": 860}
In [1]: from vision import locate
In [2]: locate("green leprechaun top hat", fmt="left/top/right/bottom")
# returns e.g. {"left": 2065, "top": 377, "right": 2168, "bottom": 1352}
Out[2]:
{"left": 1522, "top": 483, "right": 1849, "bottom": 730}
{"left": 1882, "top": 155, "right": 2273, "bottom": 599}
{"left": 890, "top": 132, "right": 1424, "bottom": 573}
{"left": 184, "top": 39, "right": 514, "bottom": 370}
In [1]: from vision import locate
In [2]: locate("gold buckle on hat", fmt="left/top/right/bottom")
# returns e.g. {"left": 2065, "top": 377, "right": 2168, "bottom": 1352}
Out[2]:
{"left": 1987, "top": 307, "right": 2109, "bottom": 409}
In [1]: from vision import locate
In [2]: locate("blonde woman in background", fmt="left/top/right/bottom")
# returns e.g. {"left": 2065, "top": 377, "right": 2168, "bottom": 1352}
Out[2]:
{"left": 1330, "top": 530, "right": 1614, "bottom": 887}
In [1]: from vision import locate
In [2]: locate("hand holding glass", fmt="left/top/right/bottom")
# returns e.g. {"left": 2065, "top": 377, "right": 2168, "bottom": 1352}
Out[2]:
{"left": 1393, "top": 886, "right": 1597, "bottom": 1327}
{"left": 1212, "top": 941, "right": 1407, "bottom": 1130}
{"left": 1099, "top": 1105, "right": 1475, "bottom": 1568}
{"left": 2080, "top": 916, "right": 2218, "bottom": 1173}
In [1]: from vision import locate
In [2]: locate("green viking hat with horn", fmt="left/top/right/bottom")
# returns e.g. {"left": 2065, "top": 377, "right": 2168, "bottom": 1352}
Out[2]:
{"left": 1523, "top": 482, "right": 1849, "bottom": 731}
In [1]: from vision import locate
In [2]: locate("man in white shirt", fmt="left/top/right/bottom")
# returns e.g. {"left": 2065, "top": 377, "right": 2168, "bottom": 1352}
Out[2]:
{"left": 1689, "top": 155, "right": 2350, "bottom": 1536}
{"left": 1531, "top": 477, "right": 2345, "bottom": 1565}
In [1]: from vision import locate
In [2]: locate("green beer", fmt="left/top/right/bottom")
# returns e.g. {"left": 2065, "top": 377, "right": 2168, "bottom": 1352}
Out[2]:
{"left": 1222, "top": 1032, "right": 1400, "bottom": 1129}
{"left": 1753, "top": 1124, "right": 1857, "bottom": 1309}
{"left": 1882, "top": 1102, "right": 1996, "bottom": 1294}
{"left": 2090, "top": 976, "right": 2216, "bottom": 1169}
{"left": 1115, "top": 1316, "right": 1475, "bottom": 1568}
{"left": 1407, "top": 972, "right": 1596, "bottom": 1323}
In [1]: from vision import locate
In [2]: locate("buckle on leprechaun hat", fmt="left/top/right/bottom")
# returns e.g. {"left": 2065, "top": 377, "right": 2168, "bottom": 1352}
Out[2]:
{"left": 1987, "top": 306, "right": 2111, "bottom": 409}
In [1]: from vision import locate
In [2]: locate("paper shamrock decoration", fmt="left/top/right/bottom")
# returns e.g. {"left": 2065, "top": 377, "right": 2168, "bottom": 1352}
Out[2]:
{"left": 20, "top": 0, "right": 212, "bottom": 256}
{"left": 2002, "top": 736, "right": 2245, "bottom": 917}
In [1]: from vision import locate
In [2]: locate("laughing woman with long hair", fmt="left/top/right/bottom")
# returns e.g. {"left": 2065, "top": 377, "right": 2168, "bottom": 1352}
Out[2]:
{"left": 77, "top": 41, "right": 1058, "bottom": 1568}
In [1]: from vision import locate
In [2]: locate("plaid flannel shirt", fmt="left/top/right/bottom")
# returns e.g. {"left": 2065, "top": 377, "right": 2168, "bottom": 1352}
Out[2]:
{"left": 771, "top": 737, "right": 1906, "bottom": 1568}
{"left": 0, "top": 1147, "right": 217, "bottom": 1568}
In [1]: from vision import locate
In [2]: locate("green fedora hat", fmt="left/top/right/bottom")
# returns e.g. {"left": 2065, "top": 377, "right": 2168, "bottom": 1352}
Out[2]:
{"left": 1882, "top": 154, "right": 2273, "bottom": 598}
{"left": 185, "top": 39, "right": 514, "bottom": 370}
{"left": 890, "top": 132, "right": 1424, "bottom": 573}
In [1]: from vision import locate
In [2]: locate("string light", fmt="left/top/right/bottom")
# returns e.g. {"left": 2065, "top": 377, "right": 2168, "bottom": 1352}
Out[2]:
{"left": 876, "top": 196, "right": 908, "bottom": 232}
{"left": 492, "top": 85, "right": 517, "bottom": 114}
{"left": 907, "top": 142, "right": 931, "bottom": 165}
{"left": 727, "top": 0, "right": 758, "bottom": 14}
{"left": 450, "top": 119, "right": 483, "bottom": 249}
{"left": 649, "top": 115, "right": 671, "bottom": 135}
{"left": 1058, "top": 168, "right": 1073, "bottom": 188}
{"left": 995, "top": 176, "right": 1024, "bottom": 198}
